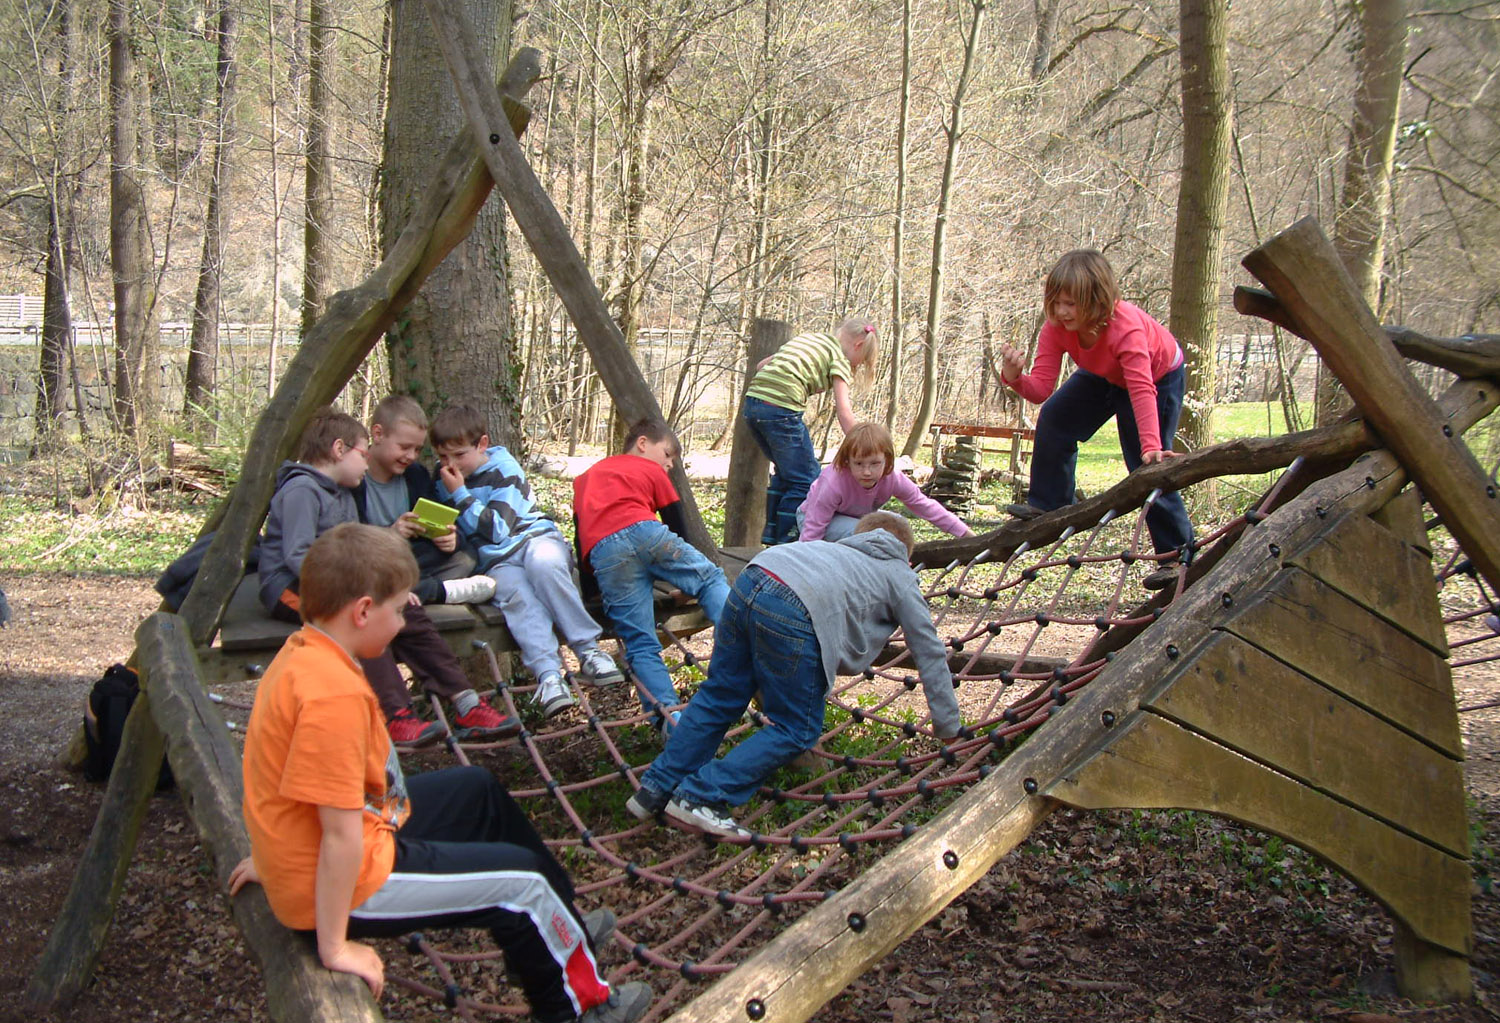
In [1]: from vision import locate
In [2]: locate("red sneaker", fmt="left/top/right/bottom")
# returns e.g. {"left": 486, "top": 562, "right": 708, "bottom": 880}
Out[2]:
{"left": 388, "top": 708, "right": 446, "bottom": 749}
{"left": 454, "top": 699, "right": 522, "bottom": 741}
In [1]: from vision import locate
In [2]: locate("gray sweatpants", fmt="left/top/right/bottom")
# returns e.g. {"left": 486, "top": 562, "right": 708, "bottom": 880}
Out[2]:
{"left": 485, "top": 532, "right": 602, "bottom": 678}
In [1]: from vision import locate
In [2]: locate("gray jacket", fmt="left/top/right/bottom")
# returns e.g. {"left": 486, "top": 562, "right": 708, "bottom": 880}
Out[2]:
{"left": 257, "top": 462, "right": 359, "bottom": 611}
{"left": 752, "top": 529, "right": 961, "bottom": 738}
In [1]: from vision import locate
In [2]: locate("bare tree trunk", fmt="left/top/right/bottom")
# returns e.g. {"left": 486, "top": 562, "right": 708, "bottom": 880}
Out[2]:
{"left": 1169, "top": 0, "right": 1232, "bottom": 451}
{"left": 381, "top": 0, "right": 521, "bottom": 448}
{"left": 36, "top": 0, "right": 77, "bottom": 450}
{"left": 1031, "top": 0, "right": 1060, "bottom": 81}
{"left": 1318, "top": 0, "right": 1407, "bottom": 425}
{"left": 902, "top": 0, "right": 986, "bottom": 458}
{"left": 300, "top": 0, "right": 335, "bottom": 336}
{"left": 109, "top": 0, "right": 159, "bottom": 437}
{"left": 885, "top": 0, "right": 912, "bottom": 432}
{"left": 265, "top": 0, "right": 285, "bottom": 398}
{"left": 186, "top": 2, "right": 239, "bottom": 415}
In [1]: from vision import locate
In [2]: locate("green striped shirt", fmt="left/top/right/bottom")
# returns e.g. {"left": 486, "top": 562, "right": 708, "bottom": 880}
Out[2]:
{"left": 745, "top": 332, "right": 852, "bottom": 411}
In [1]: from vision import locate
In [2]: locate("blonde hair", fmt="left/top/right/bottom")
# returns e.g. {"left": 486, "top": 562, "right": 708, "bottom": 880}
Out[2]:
{"left": 372, "top": 394, "right": 428, "bottom": 432}
{"left": 299, "top": 523, "right": 418, "bottom": 622}
{"left": 297, "top": 407, "right": 367, "bottom": 465}
{"left": 1043, "top": 250, "right": 1120, "bottom": 336}
{"left": 837, "top": 318, "right": 880, "bottom": 387}
{"left": 833, "top": 422, "right": 895, "bottom": 477}
{"left": 854, "top": 510, "right": 914, "bottom": 554}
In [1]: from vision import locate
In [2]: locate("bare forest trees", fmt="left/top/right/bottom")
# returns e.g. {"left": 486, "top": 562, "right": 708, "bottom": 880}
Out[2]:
{"left": 108, "top": 0, "right": 159, "bottom": 436}
{"left": 185, "top": 3, "right": 240, "bottom": 414}
{"left": 0, "top": 0, "right": 1495, "bottom": 464}
{"left": 1169, "top": 0, "right": 1231, "bottom": 452}
{"left": 381, "top": 0, "right": 522, "bottom": 448}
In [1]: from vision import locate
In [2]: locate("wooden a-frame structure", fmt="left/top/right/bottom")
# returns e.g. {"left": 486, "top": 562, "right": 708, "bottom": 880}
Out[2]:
{"left": 24, "top": 0, "right": 1500, "bottom": 1011}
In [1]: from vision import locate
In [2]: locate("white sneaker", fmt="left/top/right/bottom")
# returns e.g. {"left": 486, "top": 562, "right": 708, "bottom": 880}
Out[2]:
{"left": 534, "top": 671, "right": 575, "bottom": 718}
{"left": 664, "top": 797, "right": 751, "bottom": 840}
{"left": 577, "top": 647, "right": 625, "bottom": 687}
{"left": 442, "top": 574, "right": 497, "bottom": 604}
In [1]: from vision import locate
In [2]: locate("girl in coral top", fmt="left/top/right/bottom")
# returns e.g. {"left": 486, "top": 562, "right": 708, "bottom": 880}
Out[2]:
{"left": 796, "top": 423, "right": 972, "bottom": 543}
{"left": 998, "top": 249, "right": 1193, "bottom": 589}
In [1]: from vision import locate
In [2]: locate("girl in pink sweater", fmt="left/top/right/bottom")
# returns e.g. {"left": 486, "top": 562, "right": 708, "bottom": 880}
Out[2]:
{"left": 998, "top": 250, "right": 1193, "bottom": 588}
{"left": 797, "top": 423, "right": 972, "bottom": 543}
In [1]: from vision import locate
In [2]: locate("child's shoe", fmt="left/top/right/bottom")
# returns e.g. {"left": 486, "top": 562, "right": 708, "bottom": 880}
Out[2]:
{"left": 625, "top": 785, "right": 670, "bottom": 820}
{"left": 1142, "top": 562, "right": 1182, "bottom": 591}
{"left": 581, "top": 981, "right": 652, "bottom": 1023}
{"left": 664, "top": 797, "right": 751, "bottom": 840}
{"left": 534, "top": 671, "right": 575, "bottom": 718}
{"left": 442, "top": 574, "right": 497, "bottom": 604}
{"left": 581, "top": 907, "right": 616, "bottom": 949}
{"left": 453, "top": 699, "right": 521, "bottom": 740}
{"left": 1005, "top": 502, "right": 1044, "bottom": 521}
{"left": 577, "top": 647, "right": 625, "bottom": 687}
{"left": 388, "top": 708, "right": 446, "bottom": 749}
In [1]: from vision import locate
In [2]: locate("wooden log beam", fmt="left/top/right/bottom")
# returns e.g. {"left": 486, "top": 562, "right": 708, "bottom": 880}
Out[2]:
{"left": 420, "top": 0, "right": 718, "bottom": 559}
{"left": 27, "top": 696, "right": 167, "bottom": 1007}
{"left": 1242, "top": 217, "right": 1500, "bottom": 598}
{"left": 140, "top": 613, "right": 382, "bottom": 1021}
{"left": 670, "top": 435, "right": 1430, "bottom": 1023}
{"left": 1234, "top": 285, "right": 1500, "bottom": 379}
{"left": 913, "top": 414, "right": 1376, "bottom": 569}
{"left": 33, "top": 49, "right": 545, "bottom": 1010}
{"left": 723, "top": 319, "right": 787, "bottom": 546}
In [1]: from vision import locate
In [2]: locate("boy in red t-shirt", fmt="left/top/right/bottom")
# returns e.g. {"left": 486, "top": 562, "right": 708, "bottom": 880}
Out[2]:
{"left": 230, "top": 523, "right": 650, "bottom": 1023}
{"left": 573, "top": 419, "right": 729, "bottom": 733}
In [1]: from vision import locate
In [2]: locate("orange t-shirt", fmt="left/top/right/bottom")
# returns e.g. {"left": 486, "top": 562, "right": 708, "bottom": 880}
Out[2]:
{"left": 241, "top": 627, "right": 408, "bottom": 930}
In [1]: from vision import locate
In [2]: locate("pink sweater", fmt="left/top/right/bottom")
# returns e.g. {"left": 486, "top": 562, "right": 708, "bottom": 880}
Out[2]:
{"left": 798, "top": 465, "right": 970, "bottom": 541}
{"left": 1008, "top": 301, "right": 1183, "bottom": 455}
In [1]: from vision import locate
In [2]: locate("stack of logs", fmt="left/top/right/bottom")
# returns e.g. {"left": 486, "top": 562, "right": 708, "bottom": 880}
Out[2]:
{"left": 924, "top": 436, "right": 979, "bottom": 514}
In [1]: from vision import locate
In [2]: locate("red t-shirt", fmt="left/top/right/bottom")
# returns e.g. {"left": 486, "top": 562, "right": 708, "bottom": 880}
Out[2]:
{"left": 573, "top": 454, "right": 679, "bottom": 557}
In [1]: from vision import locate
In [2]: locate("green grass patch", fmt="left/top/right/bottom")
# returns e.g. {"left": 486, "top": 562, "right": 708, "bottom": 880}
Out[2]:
{"left": 0, "top": 495, "right": 206, "bottom": 576}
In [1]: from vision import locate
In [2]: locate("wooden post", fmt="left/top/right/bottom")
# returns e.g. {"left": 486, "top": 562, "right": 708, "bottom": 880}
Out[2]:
{"left": 723, "top": 319, "right": 787, "bottom": 546}
{"left": 142, "top": 613, "right": 382, "bottom": 1020}
{"left": 1242, "top": 218, "right": 1500, "bottom": 598}
{"left": 27, "top": 696, "right": 167, "bottom": 1006}
{"left": 419, "top": 0, "right": 719, "bottom": 559}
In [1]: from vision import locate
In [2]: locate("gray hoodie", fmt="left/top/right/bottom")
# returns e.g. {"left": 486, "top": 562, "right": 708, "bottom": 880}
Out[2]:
{"left": 751, "top": 529, "right": 961, "bottom": 738}
{"left": 257, "top": 461, "right": 359, "bottom": 611}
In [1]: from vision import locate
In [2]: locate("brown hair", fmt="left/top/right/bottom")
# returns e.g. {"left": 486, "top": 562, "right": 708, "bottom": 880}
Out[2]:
{"left": 836, "top": 318, "right": 880, "bottom": 388}
{"left": 430, "top": 404, "right": 488, "bottom": 448}
{"left": 624, "top": 417, "right": 676, "bottom": 454}
{"left": 854, "top": 510, "right": 914, "bottom": 554}
{"left": 833, "top": 422, "right": 895, "bottom": 476}
{"left": 372, "top": 394, "right": 428, "bottom": 433}
{"left": 298, "top": 523, "right": 418, "bottom": 621}
{"left": 296, "top": 406, "right": 367, "bottom": 464}
{"left": 1043, "top": 249, "right": 1120, "bottom": 335}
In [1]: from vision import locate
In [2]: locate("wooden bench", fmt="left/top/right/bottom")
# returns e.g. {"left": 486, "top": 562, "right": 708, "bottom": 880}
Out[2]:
{"left": 195, "top": 553, "right": 760, "bottom": 685}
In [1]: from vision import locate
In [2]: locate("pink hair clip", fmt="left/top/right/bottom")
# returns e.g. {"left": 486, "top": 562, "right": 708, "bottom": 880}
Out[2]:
{"left": 863, "top": 323, "right": 874, "bottom": 334}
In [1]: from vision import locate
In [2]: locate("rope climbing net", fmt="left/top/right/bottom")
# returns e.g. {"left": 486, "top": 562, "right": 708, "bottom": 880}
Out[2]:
{"left": 214, "top": 469, "right": 1499, "bottom": 1022}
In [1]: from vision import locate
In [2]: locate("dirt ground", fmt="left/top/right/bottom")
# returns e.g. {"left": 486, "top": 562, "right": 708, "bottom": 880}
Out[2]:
{"left": 0, "top": 569, "right": 1496, "bottom": 1023}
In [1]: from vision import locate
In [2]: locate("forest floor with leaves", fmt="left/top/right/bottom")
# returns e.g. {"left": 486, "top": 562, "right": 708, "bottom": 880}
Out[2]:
{"left": 1, "top": 456, "right": 1498, "bottom": 1021}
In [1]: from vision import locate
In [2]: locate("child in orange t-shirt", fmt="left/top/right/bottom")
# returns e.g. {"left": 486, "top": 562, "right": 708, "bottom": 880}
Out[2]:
{"left": 229, "top": 523, "right": 650, "bottom": 1023}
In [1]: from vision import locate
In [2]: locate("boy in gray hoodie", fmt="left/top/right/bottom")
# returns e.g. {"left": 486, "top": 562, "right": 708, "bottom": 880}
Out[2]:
{"left": 626, "top": 511, "right": 961, "bottom": 839}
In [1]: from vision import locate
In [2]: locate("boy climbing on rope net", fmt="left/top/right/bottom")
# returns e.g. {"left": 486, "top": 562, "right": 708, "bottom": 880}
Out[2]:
{"left": 626, "top": 511, "right": 962, "bottom": 840}
{"left": 229, "top": 523, "right": 651, "bottom": 1023}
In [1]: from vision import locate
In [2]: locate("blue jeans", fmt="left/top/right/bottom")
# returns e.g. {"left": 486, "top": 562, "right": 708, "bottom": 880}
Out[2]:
{"left": 639, "top": 566, "right": 826, "bottom": 808}
{"left": 590, "top": 520, "right": 730, "bottom": 714}
{"left": 1028, "top": 364, "right": 1194, "bottom": 556}
{"left": 742, "top": 396, "right": 820, "bottom": 544}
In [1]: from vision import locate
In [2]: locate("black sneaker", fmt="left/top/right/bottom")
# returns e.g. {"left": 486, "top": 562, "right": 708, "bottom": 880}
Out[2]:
{"left": 1142, "top": 563, "right": 1182, "bottom": 590}
{"left": 625, "top": 786, "right": 670, "bottom": 820}
{"left": 581, "top": 981, "right": 652, "bottom": 1023}
{"left": 1006, "top": 502, "right": 1044, "bottom": 520}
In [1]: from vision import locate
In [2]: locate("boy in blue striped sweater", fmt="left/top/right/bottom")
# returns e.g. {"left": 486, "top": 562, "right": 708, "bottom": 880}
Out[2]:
{"left": 432, "top": 405, "right": 624, "bottom": 718}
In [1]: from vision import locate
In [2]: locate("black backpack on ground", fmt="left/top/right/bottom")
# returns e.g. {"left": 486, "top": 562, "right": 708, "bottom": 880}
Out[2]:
{"left": 83, "top": 664, "right": 173, "bottom": 789}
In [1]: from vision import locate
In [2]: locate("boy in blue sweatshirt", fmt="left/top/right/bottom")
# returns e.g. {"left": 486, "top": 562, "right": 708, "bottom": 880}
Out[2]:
{"left": 431, "top": 405, "right": 624, "bottom": 718}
